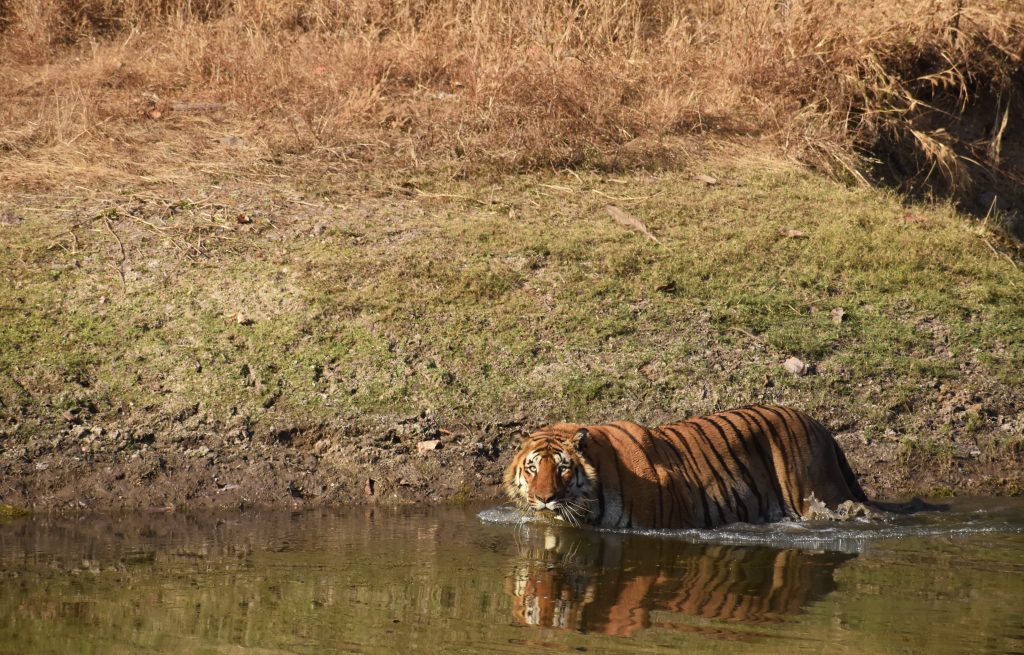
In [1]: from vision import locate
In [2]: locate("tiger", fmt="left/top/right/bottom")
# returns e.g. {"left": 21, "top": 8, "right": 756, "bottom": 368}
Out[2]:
{"left": 503, "top": 404, "right": 868, "bottom": 529}
{"left": 507, "top": 525, "right": 855, "bottom": 636}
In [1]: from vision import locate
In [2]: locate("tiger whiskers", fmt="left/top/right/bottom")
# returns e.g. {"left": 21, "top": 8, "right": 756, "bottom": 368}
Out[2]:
{"left": 558, "top": 497, "right": 596, "bottom": 527}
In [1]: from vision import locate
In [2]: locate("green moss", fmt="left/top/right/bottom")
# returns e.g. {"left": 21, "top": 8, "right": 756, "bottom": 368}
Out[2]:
{"left": 0, "top": 504, "right": 31, "bottom": 519}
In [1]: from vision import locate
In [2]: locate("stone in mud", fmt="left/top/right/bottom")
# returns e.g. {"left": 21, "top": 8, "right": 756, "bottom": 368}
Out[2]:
{"left": 416, "top": 439, "right": 442, "bottom": 454}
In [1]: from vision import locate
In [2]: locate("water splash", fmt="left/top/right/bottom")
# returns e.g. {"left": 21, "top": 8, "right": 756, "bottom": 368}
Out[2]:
{"left": 479, "top": 497, "right": 1024, "bottom": 554}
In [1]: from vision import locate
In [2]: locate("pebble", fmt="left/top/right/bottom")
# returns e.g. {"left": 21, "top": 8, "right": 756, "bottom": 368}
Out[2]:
{"left": 416, "top": 439, "right": 442, "bottom": 454}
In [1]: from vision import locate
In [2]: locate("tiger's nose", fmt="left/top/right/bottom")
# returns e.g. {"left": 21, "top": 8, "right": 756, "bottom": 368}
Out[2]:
{"left": 536, "top": 493, "right": 556, "bottom": 503}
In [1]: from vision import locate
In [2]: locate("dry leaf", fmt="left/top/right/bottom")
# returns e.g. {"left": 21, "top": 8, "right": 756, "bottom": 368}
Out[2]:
{"left": 782, "top": 229, "right": 809, "bottom": 239}
{"left": 783, "top": 356, "right": 808, "bottom": 375}
{"left": 236, "top": 213, "right": 253, "bottom": 224}
{"left": 830, "top": 307, "right": 846, "bottom": 325}
{"left": 605, "top": 205, "right": 660, "bottom": 244}
{"left": 694, "top": 174, "right": 719, "bottom": 185}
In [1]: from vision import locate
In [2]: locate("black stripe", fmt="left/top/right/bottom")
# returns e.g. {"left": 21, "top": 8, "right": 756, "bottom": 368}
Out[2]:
{"left": 699, "top": 551, "right": 732, "bottom": 617}
{"left": 760, "top": 406, "right": 806, "bottom": 467}
{"left": 728, "top": 409, "right": 781, "bottom": 502}
{"left": 715, "top": 412, "right": 769, "bottom": 519}
{"left": 701, "top": 416, "right": 755, "bottom": 523}
{"left": 650, "top": 427, "right": 697, "bottom": 528}
{"left": 767, "top": 406, "right": 811, "bottom": 470}
{"left": 594, "top": 467, "right": 606, "bottom": 522}
{"left": 724, "top": 591, "right": 746, "bottom": 622}
{"left": 686, "top": 419, "right": 743, "bottom": 522}
{"left": 760, "top": 406, "right": 809, "bottom": 506}
{"left": 734, "top": 408, "right": 791, "bottom": 518}
{"left": 606, "top": 423, "right": 664, "bottom": 529}
{"left": 704, "top": 415, "right": 764, "bottom": 523}
{"left": 665, "top": 426, "right": 715, "bottom": 528}
{"left": 646, "top": 430, "right": 691, "bottom": 528}
{"left": 603, "top": 428, "right": 635, "bottom": 529}
{"left": 671, "top": 425, "right": 720, "bottom": 528}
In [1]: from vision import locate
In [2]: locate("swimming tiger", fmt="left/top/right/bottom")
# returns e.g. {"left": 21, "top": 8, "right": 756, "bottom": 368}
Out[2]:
{"left": 503, "top": 404, "right": 868, "bottom": 529}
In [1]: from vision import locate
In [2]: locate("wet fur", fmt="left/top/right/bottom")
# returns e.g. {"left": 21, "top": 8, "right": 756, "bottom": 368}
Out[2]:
{"left": 504, "top": 404, "right": 867, "bottom": 529}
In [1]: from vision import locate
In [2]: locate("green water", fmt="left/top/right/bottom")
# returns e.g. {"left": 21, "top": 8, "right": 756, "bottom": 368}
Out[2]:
{"left": 1, "top": 498, "right": 1022, "bottom": 654}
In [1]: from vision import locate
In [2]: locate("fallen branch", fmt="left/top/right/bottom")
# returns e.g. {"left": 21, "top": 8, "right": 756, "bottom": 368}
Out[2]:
{"left": 170, "top": 102, "right": 227, "bottom": 112}
{"left": 103, "top": 216, "right": 127, "bottom": 294}
{"left": 605, "top": 204, "right": 661, "bottom": 244}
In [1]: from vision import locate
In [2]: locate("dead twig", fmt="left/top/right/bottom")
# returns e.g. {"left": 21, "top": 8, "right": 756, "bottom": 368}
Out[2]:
{"left": 983, "top": 238, "right": 1019, "bottom": 269}
{"left": 730, "top": 327, "right": 773, "bottom": 351}
{"left": 591, "top": 189, "right": 660, "bottom": 202}
{"left": 170, "top": 102, "right": 227, "bottom": 112}
{"left": 604, "top": 205, "right": 661, "bottom": 244}
{"left": 103, "top": 215, "right": 128, "bottom": 294}
{"left": 538, "top": 183, "right": 575, "bottom": 194}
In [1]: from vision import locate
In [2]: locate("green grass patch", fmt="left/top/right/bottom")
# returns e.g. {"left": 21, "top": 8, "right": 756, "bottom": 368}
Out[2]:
{"left": 1, "top": 163, "right": 1022, "bottom": 450}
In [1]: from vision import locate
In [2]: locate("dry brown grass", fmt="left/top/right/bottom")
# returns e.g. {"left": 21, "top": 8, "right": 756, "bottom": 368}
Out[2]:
{"left": 1, "top": 0, "right": 1022, "bottom": 191}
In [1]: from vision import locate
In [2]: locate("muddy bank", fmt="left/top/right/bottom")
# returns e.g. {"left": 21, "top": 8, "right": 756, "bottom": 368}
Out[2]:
{"left": 1, "top": 407, "right": 1021, "bottom": 514}
{"left": 0, "top": 412, "right": 515, "bottom": 513}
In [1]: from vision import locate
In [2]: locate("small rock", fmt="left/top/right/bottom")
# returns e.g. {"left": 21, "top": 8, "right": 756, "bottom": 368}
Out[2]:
{"left": 219, "top": 135, "right": 245, "bottom": 148}
{"left": 694, "top": 174, "right": 719, "bottom": 185}
{"left": 185, "top": 445, "right": 211, "bottom": 458}
{"left": 34, "top": 462, "right": 49, "bottom": 471}
{"left": 416, "top": 439, "right": 442, "bottom": 454}
{"left": 782, "top": 356, "right": 809, "bottom": 376}
{"left": 231, "top": 312, "right": 253, "bottom": 326}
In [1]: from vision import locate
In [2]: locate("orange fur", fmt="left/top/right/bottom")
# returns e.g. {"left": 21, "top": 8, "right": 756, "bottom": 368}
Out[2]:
{"left": 504, "top": 404, "right": 866, "bottom": 529}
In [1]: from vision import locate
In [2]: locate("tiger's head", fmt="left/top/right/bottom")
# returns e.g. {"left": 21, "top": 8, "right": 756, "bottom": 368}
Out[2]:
{"left": 503, "top": 424, "right": 599, "bottom": 526}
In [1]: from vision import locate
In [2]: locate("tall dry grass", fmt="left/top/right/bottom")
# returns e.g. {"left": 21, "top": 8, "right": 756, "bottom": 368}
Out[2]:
{"left": 1, "top": 0, "right": 1022, "bottom": 190}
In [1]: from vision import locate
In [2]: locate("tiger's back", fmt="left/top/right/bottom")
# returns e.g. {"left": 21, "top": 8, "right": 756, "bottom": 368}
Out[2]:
{"left": 505, "top": 404, "right": 867, "bottom": 530}
{"left": 587, "top": 405, "right": 865, "bottom": 529}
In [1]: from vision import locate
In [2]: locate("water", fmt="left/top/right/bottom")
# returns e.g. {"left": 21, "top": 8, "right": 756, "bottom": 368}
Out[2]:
{"left": 0, "top": 498, "right": 1021, "bottom": 655}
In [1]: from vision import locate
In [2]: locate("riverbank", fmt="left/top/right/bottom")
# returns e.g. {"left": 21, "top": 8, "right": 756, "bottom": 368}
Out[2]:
{"left": 2, "top": 162, "right": 1023, "bottom": 513}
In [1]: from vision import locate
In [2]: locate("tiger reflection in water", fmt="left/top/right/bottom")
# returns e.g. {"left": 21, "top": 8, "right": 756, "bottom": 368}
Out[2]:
{"left": 506, "top": 526, "right": 855, "bottom": 637}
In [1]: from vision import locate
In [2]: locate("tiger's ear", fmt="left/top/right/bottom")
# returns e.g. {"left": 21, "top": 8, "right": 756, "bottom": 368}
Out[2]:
{"left": 572, "top": 428, "right": 589, "bottom": 452}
